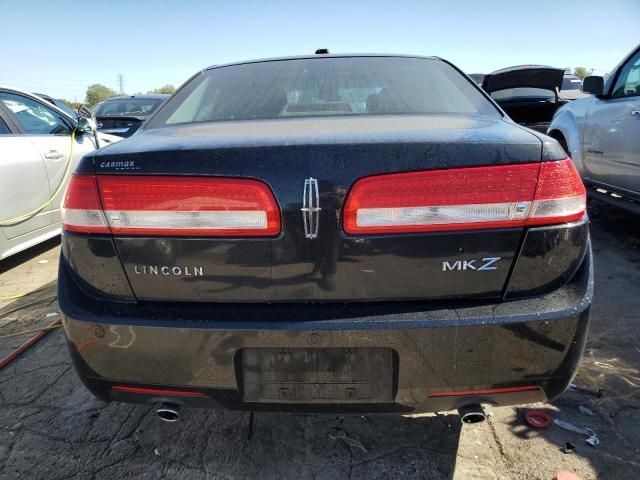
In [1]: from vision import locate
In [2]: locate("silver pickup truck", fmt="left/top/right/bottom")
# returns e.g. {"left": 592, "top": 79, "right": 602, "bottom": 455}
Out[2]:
{"left": 548, "top": 44, "right": 640, "bottom": 213}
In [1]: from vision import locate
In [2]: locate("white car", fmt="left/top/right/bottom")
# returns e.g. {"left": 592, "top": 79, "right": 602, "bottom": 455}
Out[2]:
{"left": 548, "top": 45, "right": 640, "bottom": 213}
{"left": 0, "top": 86, "right": 121, "bottom": 260}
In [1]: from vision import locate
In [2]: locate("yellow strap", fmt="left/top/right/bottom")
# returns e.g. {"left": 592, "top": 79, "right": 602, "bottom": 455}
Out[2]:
{"left": 0, "top": 130, "right": 76, "bottom": 226}
{"left": 0, "top": 295, "right": 57, "bottom": 318}
{"left": 0, "top": 286, "right": 55, "bottom": 302}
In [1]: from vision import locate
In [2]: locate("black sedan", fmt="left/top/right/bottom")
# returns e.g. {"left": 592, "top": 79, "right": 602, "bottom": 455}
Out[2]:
{"left": 58, "top": 54, "right": 591, "bottom": 421}
{"left": 93, "top": 94, "right": 168, "bottom": 137}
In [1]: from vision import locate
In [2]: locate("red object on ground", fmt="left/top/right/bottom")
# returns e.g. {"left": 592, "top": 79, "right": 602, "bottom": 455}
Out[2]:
{"left": 0, "top": 319, "right": 62, "bottom": 370}
{"left": 524, "top": 410, "right": 552, "bottom": 428}
{"left": 555, "top": 471, "right": 582, "bottom": 480}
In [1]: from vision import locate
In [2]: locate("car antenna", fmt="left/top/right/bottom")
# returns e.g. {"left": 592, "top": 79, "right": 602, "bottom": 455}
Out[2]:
{"left": 315, "top": 48, "right": 330, "bottom": 55}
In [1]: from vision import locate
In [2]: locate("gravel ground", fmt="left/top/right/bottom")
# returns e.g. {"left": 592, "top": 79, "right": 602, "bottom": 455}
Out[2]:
{"left": 1, "top": 201, "right": 639, "bottom": 480}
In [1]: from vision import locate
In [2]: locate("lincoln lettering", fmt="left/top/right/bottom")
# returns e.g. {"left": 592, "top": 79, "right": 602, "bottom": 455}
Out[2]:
{"left": 133, "top": 265, "right": 204, "bottom": 277}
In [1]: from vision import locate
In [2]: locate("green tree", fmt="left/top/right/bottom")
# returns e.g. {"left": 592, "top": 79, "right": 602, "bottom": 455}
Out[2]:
{"left": 573, "top": 67, "right": 589, "bottom": 79}
{"left": 85, "top": 84, "right": 118, "bottom": 106}
{"left": 148, "top": 84, "right": 176, "bottom": 95}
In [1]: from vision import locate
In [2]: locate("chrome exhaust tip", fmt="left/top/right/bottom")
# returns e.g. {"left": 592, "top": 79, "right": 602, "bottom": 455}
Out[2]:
{"left": 156, "top": 403, "right": 181, "bottom": 422}
{"left": 458, "top": 404, "right": 486, "bottom": 424}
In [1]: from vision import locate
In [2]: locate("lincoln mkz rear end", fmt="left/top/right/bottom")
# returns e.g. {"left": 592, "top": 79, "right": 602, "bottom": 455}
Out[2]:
{"left": 58, "top": 55, "right": 591, "bottom": 417}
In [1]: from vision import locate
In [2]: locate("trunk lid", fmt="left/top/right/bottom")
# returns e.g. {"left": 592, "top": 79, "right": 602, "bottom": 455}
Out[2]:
{"left": 482, "top": 66, "right": 565, "bottom": 94}
{"left": 90, "top": 115, "right": 543, "bottom": 302}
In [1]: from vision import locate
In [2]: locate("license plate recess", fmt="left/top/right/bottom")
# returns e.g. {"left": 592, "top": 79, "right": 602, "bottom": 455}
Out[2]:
{"left": 241, "top": 347, "right": 394, "bottom": 403}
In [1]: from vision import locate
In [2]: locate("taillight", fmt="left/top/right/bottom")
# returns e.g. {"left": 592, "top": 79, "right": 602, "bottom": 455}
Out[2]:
{"left": 343, "top": 159, "right": 586, "bottom": 234}
{"left": 525, "top": 159, "right": 587, "bottom": 226}
{"left": 62, "top": 175, "right": 281, "bottom": 237}
{"left": 62, "top": 175, "right": 110, "bottom": 234}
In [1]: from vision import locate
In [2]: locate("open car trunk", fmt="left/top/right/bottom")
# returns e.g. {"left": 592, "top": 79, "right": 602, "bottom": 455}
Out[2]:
{"left": 482, "top": 66, "right": 566, "bottom": 132}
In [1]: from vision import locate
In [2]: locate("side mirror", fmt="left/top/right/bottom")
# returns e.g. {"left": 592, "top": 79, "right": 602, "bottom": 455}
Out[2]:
{"left": 76, "top": 116, "right": 97, "bottom": 133}
{"left": 582, "top": 76, "right": 604, "bottom": 96}
{"left": 77, "top": 105, "right": 94, "bottom": 119}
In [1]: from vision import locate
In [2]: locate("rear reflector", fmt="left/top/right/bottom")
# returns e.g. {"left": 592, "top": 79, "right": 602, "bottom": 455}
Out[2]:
{"left": 343, "top": 159, "right": 586, "bottom": 234}
{"left": 429, "top": 386, "right": 541, "bottom": 397}
{"left": 62, "top": 175, "right": 281, "bottom": 236}
{"left": 111, "top": 385, "right": 206, "bottom": 397}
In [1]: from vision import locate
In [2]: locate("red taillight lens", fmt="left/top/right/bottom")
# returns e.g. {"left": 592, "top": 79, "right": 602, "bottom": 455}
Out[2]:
{"left": 62, "top": 175, "right": 281, "bottom": 237}
{"left": 62, "top": 175, "right": 110, "bottom": 234}
{"left": 525, "top": 159, "right": 587, "bottom": 226}
{"left": 343, "top": 159, "right": 586, "bottom": 234}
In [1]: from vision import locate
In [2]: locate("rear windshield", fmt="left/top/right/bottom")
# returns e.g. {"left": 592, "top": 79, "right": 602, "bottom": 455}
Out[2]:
{"left": 561, "top": 78, "right": 582, "bottom": 90}
{"left": 147, "top": 57, "right": 498, "bottom": 127}
{"left": 95, "top": 98, "right": 163, "bottom": 117}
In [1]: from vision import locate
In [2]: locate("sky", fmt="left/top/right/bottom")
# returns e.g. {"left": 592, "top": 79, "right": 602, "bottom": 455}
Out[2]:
{"left": 1, "top": 0, "right": 638, "bottom": 102}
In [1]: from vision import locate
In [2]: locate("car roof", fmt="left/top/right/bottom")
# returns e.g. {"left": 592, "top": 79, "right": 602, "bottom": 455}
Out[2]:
{"left": 33, "top": 92, "right": 54, "bottom": 101}
{"left": 105, "top": 94, "right": 170, "bottom": 101}
{"left": 205, "top": 53, "right": 440, "bottom": 70}
{"left": 0, "top": 84, "right": 42, "bottom": 97}
{"left": 0, "top": 85, "right": 76, "bottom": 122}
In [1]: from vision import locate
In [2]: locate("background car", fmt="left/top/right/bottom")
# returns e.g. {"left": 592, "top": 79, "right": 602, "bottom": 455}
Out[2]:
{"left": 33, "top": 93, "right": 78, "bottom": 119}
{"left": 93, "top": 94, "right": 169, "bottom": 137}
{"left": 467, "top": 73, "right": 485, "bottom": 85}
{"left": 482, "top": 66, "right": 587, "bottom": 132}
{"left": 0, "top": 86, "right": 121, "bottom": 260}
{"left": 559, "top": 74, "right": 588, "bottom": 101}
{"left": 482, "top": 66, "right": 565, "bottom": 132}
{"left": 88, "top": 102, "right": 102, "bottom": 115}
{"left": 548, "top": 45, "right": 640, "bottom": 213}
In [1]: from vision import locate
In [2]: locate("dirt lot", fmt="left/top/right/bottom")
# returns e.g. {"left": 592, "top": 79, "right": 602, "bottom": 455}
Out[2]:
{"left": 1, "top": 201, "right": 639, "bottom": 480}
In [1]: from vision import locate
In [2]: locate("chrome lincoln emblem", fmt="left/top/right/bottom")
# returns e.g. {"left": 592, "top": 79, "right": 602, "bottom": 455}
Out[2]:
{"left": 301, "top": 178, "right": 321, "bottom": 239}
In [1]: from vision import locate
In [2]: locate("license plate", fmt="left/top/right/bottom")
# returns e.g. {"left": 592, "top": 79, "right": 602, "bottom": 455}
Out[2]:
{"left": 241, "top": 347, "right": 394, "bottom": 403}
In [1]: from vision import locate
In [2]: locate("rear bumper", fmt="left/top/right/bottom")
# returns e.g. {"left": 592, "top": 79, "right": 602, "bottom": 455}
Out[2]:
{"left": 60, "top": 247, "right": 592, "bottom": 414}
